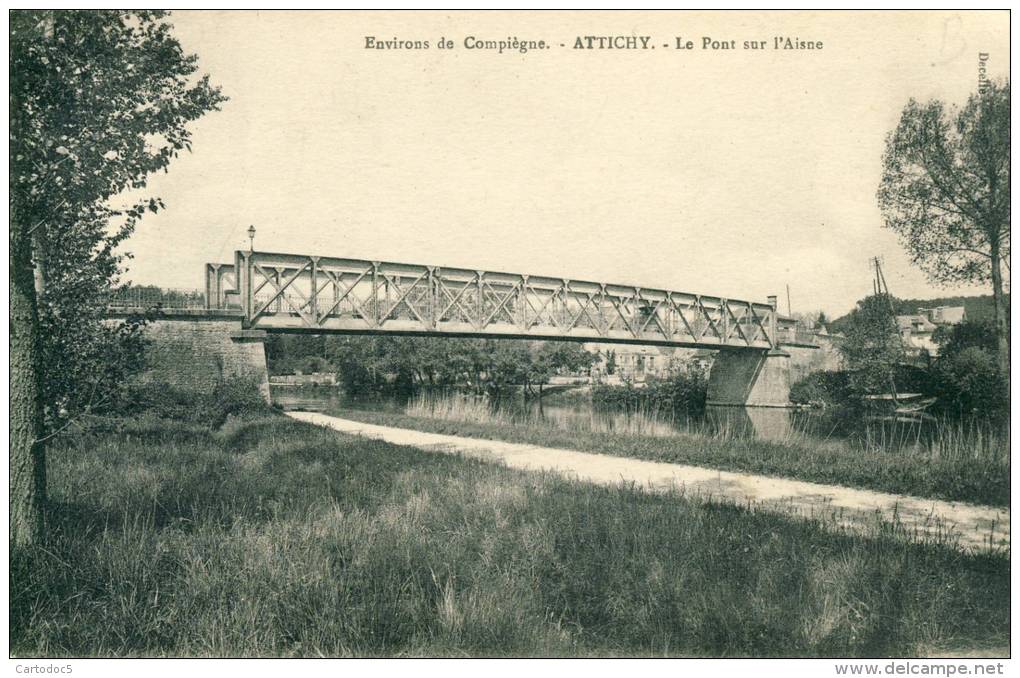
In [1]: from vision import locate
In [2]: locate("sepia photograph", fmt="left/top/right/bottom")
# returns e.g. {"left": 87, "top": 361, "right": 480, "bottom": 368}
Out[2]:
{"left": 7, "top": 8, "right": 1011, "bottom": 667}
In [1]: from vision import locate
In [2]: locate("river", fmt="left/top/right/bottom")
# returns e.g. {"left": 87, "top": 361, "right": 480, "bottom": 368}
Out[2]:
{"left": 270, "top": 385, "right": 947, "bottom": 448}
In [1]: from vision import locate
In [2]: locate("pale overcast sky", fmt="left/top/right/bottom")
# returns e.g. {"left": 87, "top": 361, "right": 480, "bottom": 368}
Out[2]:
{"left": 118, "top": 10, "right": 1009, "bottom": 317}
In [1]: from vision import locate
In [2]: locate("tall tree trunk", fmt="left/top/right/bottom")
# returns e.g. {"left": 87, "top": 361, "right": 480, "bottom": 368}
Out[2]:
{"left": 990, "top": 238, "right": 1009, "bottom": 375}
{"left": 10, "top": 219, "right": 46, "bottom": 547}
{"left": 31, "top": 227, "right": 47, "bottom": 299}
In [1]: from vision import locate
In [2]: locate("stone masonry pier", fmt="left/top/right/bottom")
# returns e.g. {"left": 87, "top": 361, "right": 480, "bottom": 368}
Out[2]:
{"left": 108, "top": 309, "right": 271, "bottom": 402}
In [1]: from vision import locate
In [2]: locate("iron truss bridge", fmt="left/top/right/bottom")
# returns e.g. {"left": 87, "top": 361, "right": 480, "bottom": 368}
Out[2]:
{"left": 201, "top": 251, "right": 788, "bottom": 350}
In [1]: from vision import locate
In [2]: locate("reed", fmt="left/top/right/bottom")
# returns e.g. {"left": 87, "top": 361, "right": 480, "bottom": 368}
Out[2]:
{"left": 331, "top": 393, "right": 1009, "bottom": 506}
{"left": 406, "top": 391, "right": 510, "bottom": 425}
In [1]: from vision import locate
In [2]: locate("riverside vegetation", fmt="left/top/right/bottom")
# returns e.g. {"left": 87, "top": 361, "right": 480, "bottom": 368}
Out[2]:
{"left": 331, "top": 392, "right": 1009, "bottom": 507}
{"left": 10, "top": 381, "right": 1009, "bottom": 657}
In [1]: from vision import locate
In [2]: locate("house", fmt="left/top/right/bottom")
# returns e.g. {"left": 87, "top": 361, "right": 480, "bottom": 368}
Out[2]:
{"left": 895, "top": 306, "right": 966, "bottom": 357}
{"left": 583, "top": 343, "right": 705, "bottom": 383}
{"left": 920, "top": 306, "right": 967, "bottom": 325}
{"left": 896, "top": 313, "right": 939, "bottom": 355}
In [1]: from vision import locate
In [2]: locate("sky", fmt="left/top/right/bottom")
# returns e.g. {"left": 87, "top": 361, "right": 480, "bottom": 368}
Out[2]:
{"left": 118, "top": 10, "right": 1010, "bottom": 318}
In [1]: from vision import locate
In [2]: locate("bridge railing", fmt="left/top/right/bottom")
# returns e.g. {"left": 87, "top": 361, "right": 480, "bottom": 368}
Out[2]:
{"left": 205, "top": 262, "right": 239, "bottom": 311}
{"left": 775, "top": 326, "right": 822, "bottom": 347}
{"left": 223, "top": 250, "right": 782, "bottom": 349}
{"left": 105, "top": 286, "right": 208, "bottom": 311}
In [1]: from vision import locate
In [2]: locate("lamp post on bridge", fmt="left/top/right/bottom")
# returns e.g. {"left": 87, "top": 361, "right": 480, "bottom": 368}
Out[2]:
{"left": 767, "top": 295, "right": 779, "bottom": 348}
{"left": 241, "top": 225, "right": 256, "bottom": 323}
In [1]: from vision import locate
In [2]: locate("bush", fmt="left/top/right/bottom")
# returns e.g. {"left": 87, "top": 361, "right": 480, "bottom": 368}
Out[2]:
{"left": 933, "top": 320, "right": 1000, "bottom": 361}
{"left": 927, "top": 320, "right": 1008, "bottom": 424}
{"left": 790, "top": 367, "right": 939, "bottom": 409}
{"left": 119, "top": 377, "right": 275, "bottom": 428}
{"left": 932, "top": 347, "right": 1009, "bottom": 422}
{"left": 39, "top": 310, "right": 152, "bottom": 428}
{"left": 208, "top": 377, "right": 275, "bottom": 427}
{"left": 789, "top": 371, "right": 853, "bottom": 407}
{"left": 592, "top": 370, "right": 707, "bottom": 414}
{"left": 891, "top": 363, "right": 938, "bottom": 395}
{"left": 793, "top": 354, "right": 1006, "bottom": 426}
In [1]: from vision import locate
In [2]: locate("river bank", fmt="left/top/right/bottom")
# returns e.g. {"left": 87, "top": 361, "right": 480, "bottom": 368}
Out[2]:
{"left": 11, "top": 411, "right": 1010, "bottom": 657}
{"left": 288, "top": 411, "right": 1009, "bottom": 553}
{"left": 296, "top": 399, "right": 1008, "bottom": 507}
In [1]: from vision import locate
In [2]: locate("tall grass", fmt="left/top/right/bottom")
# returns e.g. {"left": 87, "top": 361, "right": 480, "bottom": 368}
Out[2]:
{"left": 338, "top": 394, "right": 1009, "bottom": 506}
{"left": 407, "top": 391, "right": 498, "bottom": 423}
{"left": 10, "top": 415, "right": 1008, "bottom": 657}
{"left": 408, "top": 392, "right": 711, "bottom": 439}
{"left": 854, "top": 417, "right": 1008, "bottom": 465}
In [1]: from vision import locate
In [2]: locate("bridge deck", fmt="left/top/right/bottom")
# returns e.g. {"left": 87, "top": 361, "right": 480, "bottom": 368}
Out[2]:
{"left": 221, "top": 251, "right": 782, "bottom": 350}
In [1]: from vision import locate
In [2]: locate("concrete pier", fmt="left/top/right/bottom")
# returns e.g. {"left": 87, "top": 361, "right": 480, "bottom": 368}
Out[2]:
{"left": 705, "top": 348, "right": 792, "bottom": 408}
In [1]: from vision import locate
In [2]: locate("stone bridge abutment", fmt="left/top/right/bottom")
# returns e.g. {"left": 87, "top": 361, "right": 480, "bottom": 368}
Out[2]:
{"left": 122, "top": 312, "right": 271, "bottom": 402}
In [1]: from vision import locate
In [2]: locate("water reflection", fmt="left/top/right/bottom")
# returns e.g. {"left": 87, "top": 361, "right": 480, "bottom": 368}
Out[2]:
{"left": 272, "top": 387, "right": 402, "bottom": 415}
{"left": 271, "top": 385, "right": 956, "bottom": 450}
{"left": 272, "top": 385, "right": 809, "bottom": 441}
{"left": 706, "top": 407, "right": 794, "bottom": 442}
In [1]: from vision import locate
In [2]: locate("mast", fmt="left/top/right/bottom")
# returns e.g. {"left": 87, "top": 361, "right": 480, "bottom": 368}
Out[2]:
{"left": 871, "top": 255, "right": 899, "bottom": 399}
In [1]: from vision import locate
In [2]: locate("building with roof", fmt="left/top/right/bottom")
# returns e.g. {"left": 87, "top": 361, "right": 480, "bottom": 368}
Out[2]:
{"left": 583, "top": 343, "right": 704, "bottom": 383}
{"left": 896, "top": 306, "right": 966, "bottom": 356}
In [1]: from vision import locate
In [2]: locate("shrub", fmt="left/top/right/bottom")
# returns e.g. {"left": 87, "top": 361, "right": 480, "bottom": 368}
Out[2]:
{"left": 789, "top": 371, "right": 853, "bottom": 407}
{"left": 932, "top": 347, "right": 1009, "bottom": 423}
{"left": 39, "top": 310, "right": 152, "bottom": 428}
{"left": 208, "top": 377, "right": 274, "bottom": 427}
{"left": 891, "top": 363, "right": 937, "bottom": 396}
{"left": 118, "top": 377, "right": 275, "bottom": 428}
{"left": 933, "top": 320, "right": 1000, "bottom": 361}
{"left": 592, "top": 369, "right": 707, "bottom": 415}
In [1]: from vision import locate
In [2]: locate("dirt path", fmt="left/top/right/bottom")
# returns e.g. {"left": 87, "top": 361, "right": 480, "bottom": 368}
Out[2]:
{"left": 287, "top": 411, "right": 1009, "bottom": 553}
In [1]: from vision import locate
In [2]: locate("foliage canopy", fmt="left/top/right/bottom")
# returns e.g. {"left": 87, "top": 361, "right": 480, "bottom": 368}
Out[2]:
{"left": 10, "top": 10, "right": 227, "bottom": 425}
{"left": 877, "top": 80, "right": 1010, "bottom": 371}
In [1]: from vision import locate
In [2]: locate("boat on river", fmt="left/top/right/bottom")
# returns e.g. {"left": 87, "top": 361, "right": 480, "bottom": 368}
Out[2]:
{"left": 863, "top": 392, "right": 937, "bottom": 422}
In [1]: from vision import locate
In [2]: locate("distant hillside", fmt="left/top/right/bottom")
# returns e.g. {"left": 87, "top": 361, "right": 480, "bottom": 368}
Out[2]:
{"left": 828, "top": 294, "right": 1008, "bottom": 333}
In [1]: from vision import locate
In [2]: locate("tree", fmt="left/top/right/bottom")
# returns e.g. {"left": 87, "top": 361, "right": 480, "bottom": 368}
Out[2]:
{"left": 10, "top": 11, "right": 225, "bottom": 545}
{"left": 930, "top": 319, "right": 1008, "bottom": 421}
{"left": 605, "top": 349, "right": 617, "bottom": 375}
{"left": 932, "top": 319, "right": 1000, "bottom": 362}
{"left": 484, "top": 341, "right": 532, "bottom": 397}
{"left": 838, "top": 294, "right": 904, "bottom": 398}
{"left": 877, "top": 80, "right": 1010, "bottom": 374}
{"left": 528, "top": 342, "right": 594, "bottom": 396}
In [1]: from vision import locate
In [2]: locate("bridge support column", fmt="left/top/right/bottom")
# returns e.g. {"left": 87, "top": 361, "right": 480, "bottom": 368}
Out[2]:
{"left": 136, "top": 316, "right": 271, "bottom": 404}
{"left": 706, "top": 348, "right": 791, "bottom": 408}
{"left": 229, "top": 329, "right": 272, "bottom": 403}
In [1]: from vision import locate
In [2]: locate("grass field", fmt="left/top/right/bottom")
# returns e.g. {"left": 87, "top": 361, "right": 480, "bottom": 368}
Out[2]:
{"left": 10, "top": 413, "right": 1008, "bottom": 657}
{"left": 329, "top": 401, "right": 1009, "bottom": 507}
